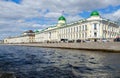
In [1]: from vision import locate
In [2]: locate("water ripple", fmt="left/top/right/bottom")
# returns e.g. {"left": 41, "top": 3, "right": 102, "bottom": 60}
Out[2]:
{"left": 0, "top": 45, "right": 120, "bottom": 78}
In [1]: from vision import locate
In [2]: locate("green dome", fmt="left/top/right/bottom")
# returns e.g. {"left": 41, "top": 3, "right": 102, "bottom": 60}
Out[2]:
{"left": 90, "top": 11, "right": 100, "bottom": 16}
{"left": 58, "top": 16, "right": 66, "bottom": 21}
{"left": 35, "top": 30, "right": 39, "bottom": 33}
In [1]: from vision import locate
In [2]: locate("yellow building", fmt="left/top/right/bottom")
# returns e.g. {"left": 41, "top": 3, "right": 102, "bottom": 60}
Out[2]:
{"left": 35, "top": 11, "right": 120, "bottom": 42}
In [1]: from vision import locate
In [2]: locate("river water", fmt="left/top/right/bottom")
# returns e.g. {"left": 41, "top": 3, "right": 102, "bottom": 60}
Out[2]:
{"left": 0, "top": 45, "right": 120, "bottom": 78}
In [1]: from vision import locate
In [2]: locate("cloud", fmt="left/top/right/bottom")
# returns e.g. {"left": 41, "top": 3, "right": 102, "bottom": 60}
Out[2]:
{"left": 45, "top": 12, "right": 61, "bottom": 18}
{"left": 103, "top": 9, "right": 120, "bottom": 21}
{"left": 0, "top": 0, "right": 120, "bottom": 39}
{"left": 66, "top": 15, "right": 83, "bottom": 23}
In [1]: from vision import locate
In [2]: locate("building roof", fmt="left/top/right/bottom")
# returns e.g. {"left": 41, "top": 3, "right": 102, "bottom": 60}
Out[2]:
{"left": 90, "top": 11, "right": 100, "bottom": 16}
{"left": 58, "top": 16, "right": 66, "bottom": 21}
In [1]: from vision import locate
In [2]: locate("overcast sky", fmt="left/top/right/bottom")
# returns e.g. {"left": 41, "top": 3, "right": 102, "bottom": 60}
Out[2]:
{"left": 0, "top": 0, "right": 120, "bottom": 40}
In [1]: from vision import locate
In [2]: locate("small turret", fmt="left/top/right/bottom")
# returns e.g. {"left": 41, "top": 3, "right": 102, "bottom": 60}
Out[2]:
{"left": 57, "top": 16, "right": 66, "bottom": 27}
{"left": 90, "top": 11, "right": 100, "bottom": 17}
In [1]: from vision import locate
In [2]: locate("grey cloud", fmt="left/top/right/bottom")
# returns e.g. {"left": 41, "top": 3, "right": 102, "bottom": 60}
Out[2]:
{"left": 103, "top": 9, "right": 120, "bottom": 21}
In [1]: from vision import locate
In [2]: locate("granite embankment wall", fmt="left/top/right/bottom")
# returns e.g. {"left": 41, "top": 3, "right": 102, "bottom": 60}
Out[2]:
{"left": 6, "top": 42, "right": 120, "bottom": 52}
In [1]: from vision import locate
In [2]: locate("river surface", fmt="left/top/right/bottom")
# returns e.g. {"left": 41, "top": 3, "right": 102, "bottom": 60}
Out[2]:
{"left": 0, "top": 45, "right": 120, "bottom": 78}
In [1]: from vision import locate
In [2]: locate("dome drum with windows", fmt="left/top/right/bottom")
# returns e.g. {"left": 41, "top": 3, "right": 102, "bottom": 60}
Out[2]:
{"left": 57, "top": 16, "right": 66, "bottom": 26}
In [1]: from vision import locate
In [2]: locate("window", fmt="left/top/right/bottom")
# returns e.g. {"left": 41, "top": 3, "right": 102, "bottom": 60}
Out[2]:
{"left": 85, "top": 25, "right": 87, "bottom": 30}
{"left": 74, "top": 27, "right": 76, "bottom": 32}
{"left": 65, "top": 29, "right": 67, "bottom": 34}
{"left": 82, "top": 25, "right": 84, "bottom": 30}
{"left": 82, "top": 33, "right": 84, "bottom": 38}
{"left": 79, "top": 26, "right": 81, "bottom": 31}
{"left": 68, "top": 28, "right": 70, "bottom": 33}
{"left": 85, "top": 33, "right": 87, "bottom": 38}
{"left": 76, "top": 27, "right": 78, "bottom": 32}
{"left": 94, "top": 32, "right": 97, "bottom": 37}
{"left": 64, "top": 29, "right": 65, "bottom": 34}
{"left": 79, "top": 34, "right": 81, "bottom": 38}
{"left": 49, "top": 32, "right": 51, "bottom": 38}
{"left": 94, "top": 23, "right": 97, "bottom": 30}
{"left": 71, "top": 28, "right": 72, "bottom": 32}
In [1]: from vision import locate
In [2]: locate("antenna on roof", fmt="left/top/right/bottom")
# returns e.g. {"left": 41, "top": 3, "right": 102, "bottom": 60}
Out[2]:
{"left": 62, "top": 11, "right": 64, "bottom": 16}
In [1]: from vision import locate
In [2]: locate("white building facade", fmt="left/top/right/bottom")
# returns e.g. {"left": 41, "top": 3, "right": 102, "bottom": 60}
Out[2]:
{"left": 4, "top": 11, "right": 120, "bottom": 43}
{"left": 4, "top": 30, "right": 35, "bottom": 44}
{"left": 35, "top": 11, "right": 120, "bottom": 42}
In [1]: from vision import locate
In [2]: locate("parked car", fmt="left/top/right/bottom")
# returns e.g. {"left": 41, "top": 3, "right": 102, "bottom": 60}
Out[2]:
{"left": 101, "top": 38, "right": 109, "bottom": 42}
{"left": 68, "top": 40, "right": 74, "bottom": 43}
{"left": 60, "top": 39, "right": 68, "bottom": 42}
{"left": 76, "top": 39, "right": 81, "bottom": 43}
{"left": 114, "top": 37, "right": 120, "bottom": 42}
